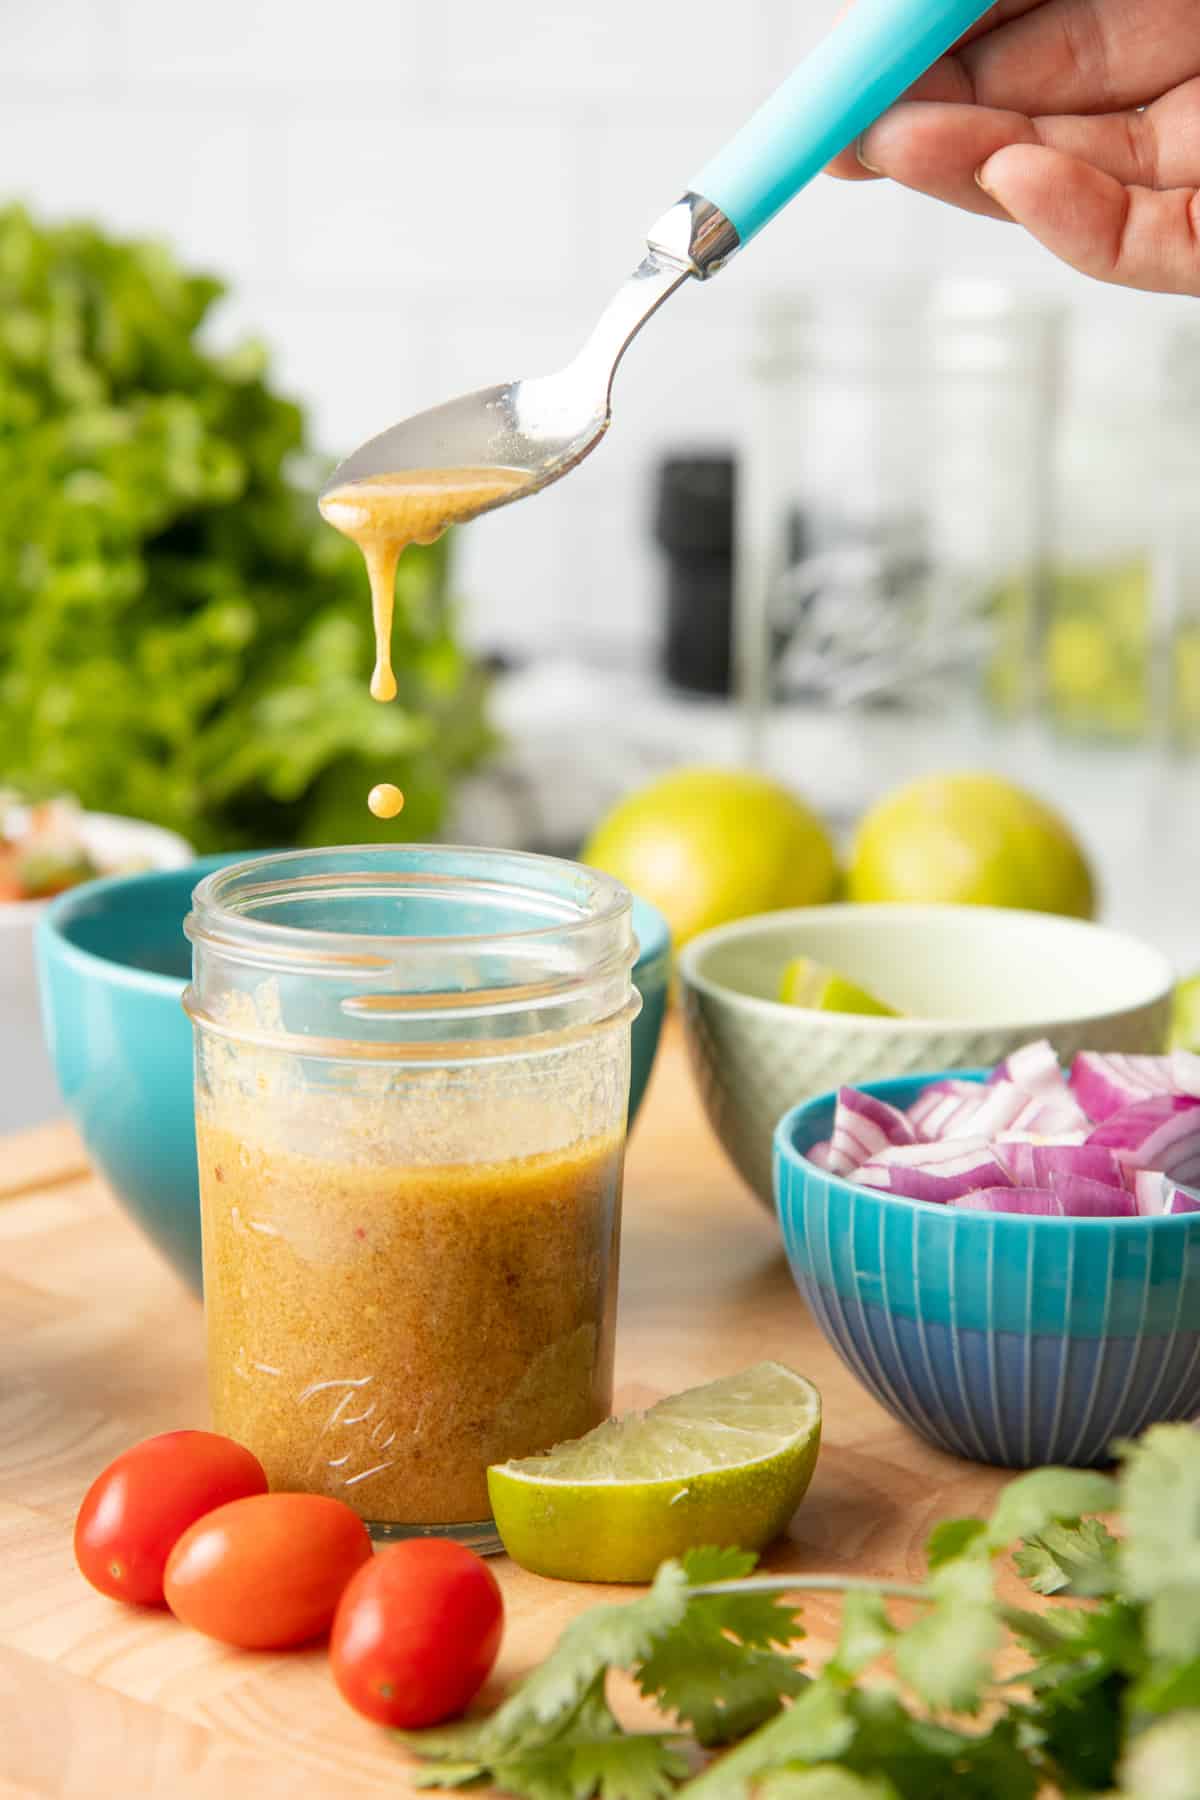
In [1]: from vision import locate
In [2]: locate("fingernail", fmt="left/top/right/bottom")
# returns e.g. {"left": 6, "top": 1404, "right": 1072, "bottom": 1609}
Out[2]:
{"left": 975, "top": 159, "right": 997, "bottom": 198}
{"left": 857, "top": 134, "right": 882, "bottom": 175}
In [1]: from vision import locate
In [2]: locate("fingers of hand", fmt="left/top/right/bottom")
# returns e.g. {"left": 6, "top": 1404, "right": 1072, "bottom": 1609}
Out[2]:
{"left": 825, "top": 56, "right": 976, "bottom": 182}
{"left": 845, "top": 78, "right": 1200, "bottom": 212}
{"left": 963, "top": 0, "right": 1199, "bottom": 117}
{"left": 1040, "top": 77, "right": 1200, "bottom": 188}
{"left": 978, "top": 144, "right": 1200, "bottom": 294}
{"left": 854, "top": 102, "right": 1038, "bottom": 217}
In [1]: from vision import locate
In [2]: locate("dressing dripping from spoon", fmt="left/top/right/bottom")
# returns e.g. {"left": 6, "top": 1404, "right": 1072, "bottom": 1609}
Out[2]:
{"left": 320, "top": 467, "right": 532, "bottom": 704}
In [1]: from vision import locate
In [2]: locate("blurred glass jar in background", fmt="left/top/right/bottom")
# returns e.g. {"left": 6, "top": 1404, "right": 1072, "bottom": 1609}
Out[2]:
{"left": 1039, "top": 317, "right": 1155, "bottom": 746}
{"left": 1157, "top": 324, "right": 1200, "bottom": 757}
{"left": 1004, "top": 316, "right": 1200, "bottom": 752}
{"left": 738, "top": 283, "right": 1062, "bottom": 746}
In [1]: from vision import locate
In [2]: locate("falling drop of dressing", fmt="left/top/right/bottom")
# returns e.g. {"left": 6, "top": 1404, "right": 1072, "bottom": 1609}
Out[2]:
{"left": 319, "top": 467, "right": 531, "bottom": 809}
{"left": 367, "top": 783, "right": 405, "bottom": 821}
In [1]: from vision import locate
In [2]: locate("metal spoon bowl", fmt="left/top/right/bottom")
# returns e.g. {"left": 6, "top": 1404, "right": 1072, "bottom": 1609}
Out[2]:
{"left": 319, "top": 208, "right": 707, "bottom": 513}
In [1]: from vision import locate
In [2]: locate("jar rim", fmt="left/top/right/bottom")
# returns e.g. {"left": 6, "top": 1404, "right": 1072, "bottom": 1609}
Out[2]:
{"left": 183, "top": 845, "right": 640, "bottom": 1057}
{"left": 186, "top": 844, "right": 632, "bottom": 963}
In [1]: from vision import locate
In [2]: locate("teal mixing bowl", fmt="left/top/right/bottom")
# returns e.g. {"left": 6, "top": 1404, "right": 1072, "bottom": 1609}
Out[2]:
{"left": 36, "top": 856, "right": 669, "bottom": 1295}
{"left": 776, "top": 1073, "right": 1200, "bottom": 1468}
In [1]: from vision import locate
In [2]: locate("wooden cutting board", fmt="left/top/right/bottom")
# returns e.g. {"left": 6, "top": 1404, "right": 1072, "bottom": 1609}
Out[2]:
{"left": 0, "top": 1024, "right": 1013, "bottom": 1799}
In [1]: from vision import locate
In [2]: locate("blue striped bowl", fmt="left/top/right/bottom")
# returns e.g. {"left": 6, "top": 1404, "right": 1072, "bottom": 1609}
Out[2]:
{"left": 774, "top": 1073, "right": 1200, "bottom": 1468}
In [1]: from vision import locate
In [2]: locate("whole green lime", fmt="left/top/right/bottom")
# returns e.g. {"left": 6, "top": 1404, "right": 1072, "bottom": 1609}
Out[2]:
{"left": 583, "top": 768, "right": 838, "bottom": 951}
{"left": 848, "top": 773, "right": 1096, "bottom": 919}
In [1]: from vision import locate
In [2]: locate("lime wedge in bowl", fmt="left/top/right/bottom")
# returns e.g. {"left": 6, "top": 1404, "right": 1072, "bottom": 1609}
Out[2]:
{"left": 777, "top": 956, "right": 899, "bottom": 1016}
{"left": 1172, "top": 972, "right": 1200, "bottom": 1052}
{"left": 488, "top": 1363, "right": 821, "bottom": 1583}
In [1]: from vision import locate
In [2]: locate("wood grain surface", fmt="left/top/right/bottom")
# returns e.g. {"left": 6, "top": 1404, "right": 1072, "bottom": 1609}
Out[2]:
{"left": 0, "top": 1025, "right": 1014, "bottom": 1799}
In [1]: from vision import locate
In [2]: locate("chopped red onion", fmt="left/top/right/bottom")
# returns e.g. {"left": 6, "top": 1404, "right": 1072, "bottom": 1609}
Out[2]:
{"left": 807, "top": 1140, "right": 833, "bottom": 1171}
{"left": 1049, "top": 1172, "right": 1137, "bottom": 1218}
{"left": 1134, "top": 1170, "right": 1170, "bottom": 1216}
{"left": 855, "top": 1138, "right": 1013, "bottom": 1203}
{"left": 1171, "top": 1051, "right": 1200, "bottom": 1097}
{"left": 826, "top": 1086, "right": 917, "bottom": 1176}
{"left": 987, "top": 1039, "right": 1065, "bottom": 1097}
{"left": 1000, "top": 1141, "right": 1126, "bottom": 1190}
{"left": 954, "top": 1187, "right": 1064, "bottom": 1217}
{"left": 1088, "top": 1094, "right": 1200, "bottom": 1184}
{"left": 830, "top": 1042, "right": 1200, "bottom": 1220}
{"left": 970, "top": 1081, "right": 1091, "bottom": 1140}
{"left": 907, "top": 1080, "right": 984, "bottom": 1140}
{"left": 1069, "top": 1052, "right": 1184, "bottom": 1123}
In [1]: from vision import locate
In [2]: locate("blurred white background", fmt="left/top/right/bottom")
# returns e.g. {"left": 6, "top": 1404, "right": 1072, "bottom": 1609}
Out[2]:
{"left": 4, "top": 0, "right": 1189, "bottom": 664}
{"left": 5, "top": 0, "right": 1198, "bottom": 963}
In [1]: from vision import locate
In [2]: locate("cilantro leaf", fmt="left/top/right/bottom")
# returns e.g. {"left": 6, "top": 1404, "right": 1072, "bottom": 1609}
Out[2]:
{"left": 1014, "top": 1517, "right": 1121, "bottom": 1597}
{"left": 684, "top": 1684, "right": 1036, "bottom": 1800}
{"left": 759, "top": 1771, "right": 899, "bottom": 1800}
{"left": 893, "top": 1549, "right": 1000, "bottom": 1715}
{"left": 682, "top": 1680, "right": 857, "bottom": 1800}
{"left": 679, "top": 1549, "right": 760, "bottom": 1585}
{"left": 983, "top": 1467, "right": 1118, "bottom": 1552}
{"left": 926, "top": 1520, "right": 986, "bottom": 1570}
{"left": 1020, "top": 1668, "right": 1126, "bottom": 1795}
{"left": 1119, "top": 1426, "right": 1200, "bottom": 1663}
{"left": 406, "top": 1681, "right": 687, "bottom": 1800}
{"left": 1015, "top": 1595, "right": 1143, "bottom": 1685}
{"left": 1012, "top": 1596, "right": 1144, "bottom": 1795}
{"left": 410, "top": 1733, "right": 688, "bottom": 1800}
{"left": 480, "top": 1562, "right": 691, "bottom": 1755}
{"left": 827, "top": 1591, "right": 894, "bottom": 1680}
{"left": 485, "top": 1729, "right": 689, "bottom": 1800}
{"left": 409, "top": 1762, "right": 494, "bottom": 1790}
{"left": 1131, "top": 1657, "right": 1200, "bottom": 1715}
{"left": 840, "top": 1697, "right": 1037, "bottom": 1800}
{"left": 1114, "top": 1713, "right": 1200, "bottom": 1800}
{"left": 637, "top": 1548, "right": 806, "bottom": 1746}
{"left": 636, "top": 1623, "right": 806, "bottom": 1750}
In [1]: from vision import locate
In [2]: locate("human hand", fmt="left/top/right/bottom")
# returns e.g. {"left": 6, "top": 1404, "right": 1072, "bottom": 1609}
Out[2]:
{"left": 827, "top": 0, "right": 1200, "bottom": 295}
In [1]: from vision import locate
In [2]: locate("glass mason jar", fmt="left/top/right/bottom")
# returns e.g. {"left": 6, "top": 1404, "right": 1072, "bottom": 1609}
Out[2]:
{"left": 183, "top": 846, "right": 640, "bottom": 1552}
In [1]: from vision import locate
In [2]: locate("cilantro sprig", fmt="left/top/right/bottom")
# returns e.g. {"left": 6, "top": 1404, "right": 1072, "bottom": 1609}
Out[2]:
{"left": 401, "top": 1426, "right": 1200, "bottom": 1799}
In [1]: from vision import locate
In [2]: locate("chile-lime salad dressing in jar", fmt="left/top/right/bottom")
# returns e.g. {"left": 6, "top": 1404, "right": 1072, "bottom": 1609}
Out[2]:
{"left": 184, "top": 846, "right": 640, "bottom": 1551}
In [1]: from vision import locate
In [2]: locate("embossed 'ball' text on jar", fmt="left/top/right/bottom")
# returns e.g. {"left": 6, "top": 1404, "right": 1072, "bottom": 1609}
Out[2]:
{"left": 183, "top": 847, "right": 640, "bottom": 1552}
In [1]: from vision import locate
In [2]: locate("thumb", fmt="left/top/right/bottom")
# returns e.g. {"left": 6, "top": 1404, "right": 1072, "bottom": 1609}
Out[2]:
{"left": 977, "top": 143, "right": 1200, "bottom": 296}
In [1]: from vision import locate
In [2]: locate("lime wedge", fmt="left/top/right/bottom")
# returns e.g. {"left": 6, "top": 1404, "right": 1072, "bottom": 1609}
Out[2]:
{"left": 1173, "top": 973, "right": 1200, "bottom": 1052}
{"left": 488, "top": 1363, "right": 821, "bottom": 1584}
{"left": 778, "top": 956, "right": 899, "bottom": 1016}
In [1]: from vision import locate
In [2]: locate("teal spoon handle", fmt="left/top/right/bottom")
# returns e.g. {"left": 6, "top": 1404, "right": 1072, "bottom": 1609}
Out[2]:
{"left": 691, "top": 0, "right": 994, "bottom": 246}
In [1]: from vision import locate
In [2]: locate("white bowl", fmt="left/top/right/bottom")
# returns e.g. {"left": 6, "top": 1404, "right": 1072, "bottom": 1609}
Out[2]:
{"left": 678, "top": 904, "right": 1176, "bottom": 1208}
{"left": 0, "top": 814, "right": 192, "bottom": 1135}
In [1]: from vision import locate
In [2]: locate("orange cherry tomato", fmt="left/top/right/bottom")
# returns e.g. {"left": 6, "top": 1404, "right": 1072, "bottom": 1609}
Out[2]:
{"left": 330, "top": 1539, "right": 504, "bottom": 1728}
{"left": 74, "top": 1430, "right": 268, "bottom": 1608}
{"left": 164, "top": 1492, "right": 373, "bottom": 1649}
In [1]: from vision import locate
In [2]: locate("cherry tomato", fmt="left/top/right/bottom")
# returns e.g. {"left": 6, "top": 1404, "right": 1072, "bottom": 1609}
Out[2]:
{"left": 164, "top": 1492, "right": 373, "bottom": 1649}
{"left": 74, "top": 1430, "right": 268, "bottom": 1608}
{"left": 330, "top": 1539, "right": 504, "bottom": 1728}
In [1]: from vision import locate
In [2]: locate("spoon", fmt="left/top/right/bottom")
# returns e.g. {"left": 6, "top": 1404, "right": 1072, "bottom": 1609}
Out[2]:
{"left": 322, "top": 0, "right": 994, "bottom": 511}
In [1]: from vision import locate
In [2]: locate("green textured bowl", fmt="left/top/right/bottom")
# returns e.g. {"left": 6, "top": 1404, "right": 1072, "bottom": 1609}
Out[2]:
{"left": 678, "top": 904, "right": 1174, "bottom": 1209}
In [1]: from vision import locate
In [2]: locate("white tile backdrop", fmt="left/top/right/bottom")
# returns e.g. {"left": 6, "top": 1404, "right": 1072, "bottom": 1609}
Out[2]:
{"left": 0, "top": 0, "right": 1184, "bottom": 657}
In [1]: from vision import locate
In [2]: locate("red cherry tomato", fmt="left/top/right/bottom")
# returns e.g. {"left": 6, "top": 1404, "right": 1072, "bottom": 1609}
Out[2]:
{"left": 164, "top": 1492, "right": 373, "bottom": 1649}
{"left": 330, "top": 1538, "right": 504, "bottom": 1728}
{"left": 74, "top": 1430, "right": 268, "bottom": 1608}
